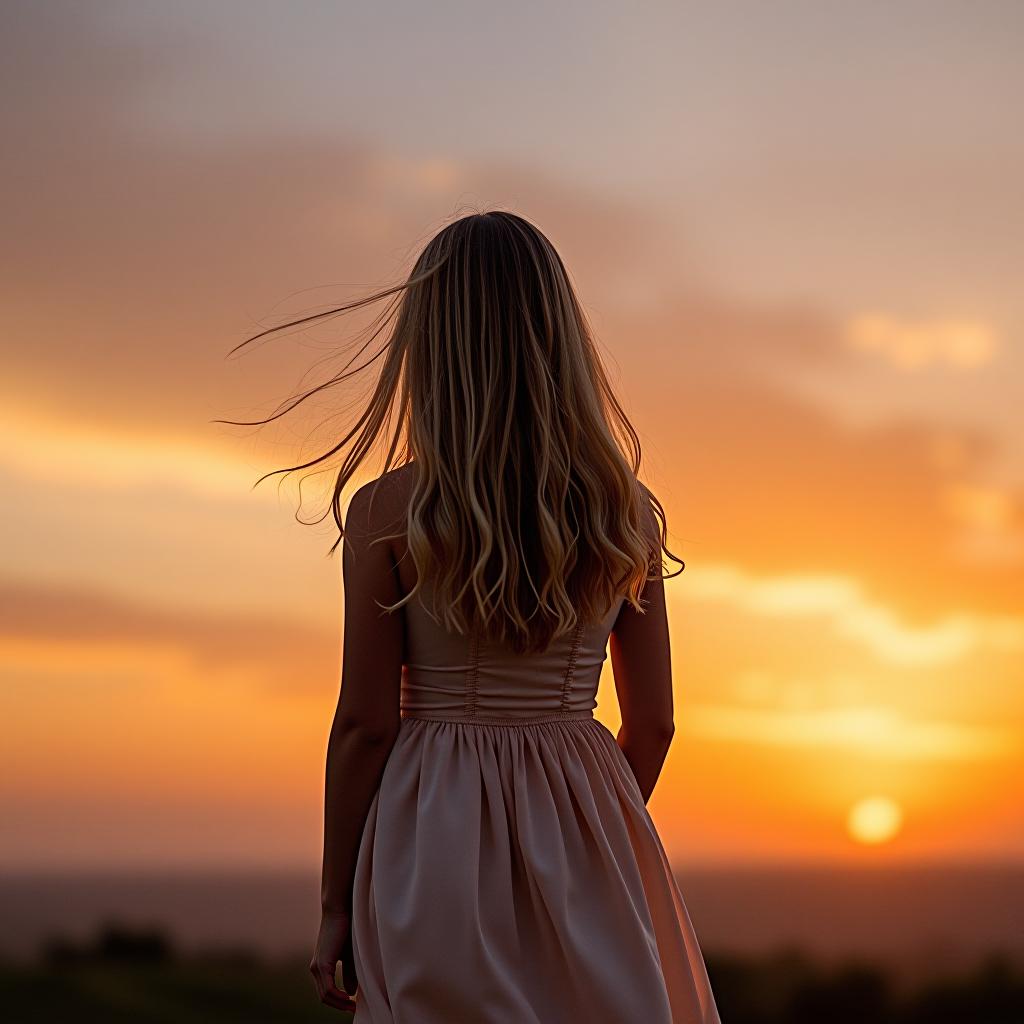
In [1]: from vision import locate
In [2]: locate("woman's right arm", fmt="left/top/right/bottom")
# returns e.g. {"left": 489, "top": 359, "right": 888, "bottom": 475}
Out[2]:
{"left": 608, "top": 502, "right": 676, "bottom": 805}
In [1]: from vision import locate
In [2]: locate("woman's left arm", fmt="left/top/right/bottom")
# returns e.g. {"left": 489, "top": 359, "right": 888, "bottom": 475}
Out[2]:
{"left": 311, "top": 480, "right": 404, "bottom": 1010}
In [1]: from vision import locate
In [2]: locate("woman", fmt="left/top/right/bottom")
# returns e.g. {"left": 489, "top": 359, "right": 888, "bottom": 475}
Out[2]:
{"left": 233, "top": 210, "right": 721, "bottom": 1021}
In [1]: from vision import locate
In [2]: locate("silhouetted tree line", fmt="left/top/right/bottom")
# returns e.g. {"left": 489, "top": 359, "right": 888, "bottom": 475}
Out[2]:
{"left": 0, "top": 924, "right": 1018, "bottom": 1022}
{"left": 706, "top": 947, "right": 1024, "bottom": 1024}
{"left": 42, "top": 922, "right": 175, "bottom": 965}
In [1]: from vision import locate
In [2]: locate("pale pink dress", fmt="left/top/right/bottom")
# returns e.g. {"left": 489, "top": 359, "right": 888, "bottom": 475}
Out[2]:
{"left": 351, "top": 590, "right": 722, "bottom": 1023}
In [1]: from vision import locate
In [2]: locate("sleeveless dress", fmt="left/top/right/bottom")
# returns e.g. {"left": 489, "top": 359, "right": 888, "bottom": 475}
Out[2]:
{"left": 350, "top": 590, "right": 722, "bottom": 1023}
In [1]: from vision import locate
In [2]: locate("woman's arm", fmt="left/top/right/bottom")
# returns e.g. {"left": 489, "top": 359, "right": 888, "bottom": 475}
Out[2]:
{"left": 608, "top": 495, "right": 676, "bottom": 805}
{"left": 311, "top": 480, "right": 404, "bottom": 1010}
{"left": 320, "top": 479, "right": 405, "bottom": 914}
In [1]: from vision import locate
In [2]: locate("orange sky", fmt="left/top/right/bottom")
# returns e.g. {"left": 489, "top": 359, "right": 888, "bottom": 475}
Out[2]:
{"left": 1, "top": 2, "right": 1022, "bottom": 871}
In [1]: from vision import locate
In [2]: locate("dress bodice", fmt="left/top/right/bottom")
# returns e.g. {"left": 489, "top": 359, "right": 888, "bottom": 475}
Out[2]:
{"left": 399, "top": 589, "right": 626, "bottom": 723}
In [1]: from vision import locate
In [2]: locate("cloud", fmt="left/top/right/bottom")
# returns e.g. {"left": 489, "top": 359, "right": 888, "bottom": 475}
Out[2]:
{"left": 0, "top": 404, "right": 252, "bottom": 496}
{"left": 675, "top": 563, "right": 1024, "bottom": 666}
{"left": 844, "top": 313, "right": 998, "bottom": 370}
{"left": 0, "top": 578, "right": 335, "bottom": 696}
{"left": 683, "top": 701, "right": 1021, "bottom": 762}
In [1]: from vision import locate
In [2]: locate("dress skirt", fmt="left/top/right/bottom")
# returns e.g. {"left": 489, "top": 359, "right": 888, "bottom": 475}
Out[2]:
{"left": 350, "top": 712, "right": 722, "bottom": 1023}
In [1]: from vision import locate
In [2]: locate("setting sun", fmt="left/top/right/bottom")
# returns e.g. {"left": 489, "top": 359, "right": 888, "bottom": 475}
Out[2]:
{"left": 847, "top": 796, "right": 904, "bottom": 845}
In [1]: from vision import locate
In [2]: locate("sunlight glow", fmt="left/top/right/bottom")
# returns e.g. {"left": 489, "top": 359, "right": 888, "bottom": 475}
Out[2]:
{"left": 847, "top": 796, "right": 904, "bottom": 845}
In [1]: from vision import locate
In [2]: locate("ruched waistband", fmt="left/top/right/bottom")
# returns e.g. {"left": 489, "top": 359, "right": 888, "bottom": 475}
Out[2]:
{"left": 400, "top": 707, "right": 596, "bottom": 726}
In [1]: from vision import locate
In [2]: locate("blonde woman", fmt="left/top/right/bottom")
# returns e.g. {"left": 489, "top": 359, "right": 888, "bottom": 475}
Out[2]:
{"left": 228, "top": 210, "right": 722, "bottom": 1021}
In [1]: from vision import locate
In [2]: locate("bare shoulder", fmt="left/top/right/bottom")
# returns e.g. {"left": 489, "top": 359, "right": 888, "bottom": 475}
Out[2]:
{"left": 345, "top": 464, "right": 415, "bottom": 542}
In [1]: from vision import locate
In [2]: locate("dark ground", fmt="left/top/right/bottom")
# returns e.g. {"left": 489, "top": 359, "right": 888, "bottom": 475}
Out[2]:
{"left": 2, "top": 923, "right": 1022, "bottom": 1023}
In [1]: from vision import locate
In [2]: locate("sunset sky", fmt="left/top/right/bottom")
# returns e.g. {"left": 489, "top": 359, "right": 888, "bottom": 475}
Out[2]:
{"left": 2, "top": 0, "right": 1022, "bottom": 872}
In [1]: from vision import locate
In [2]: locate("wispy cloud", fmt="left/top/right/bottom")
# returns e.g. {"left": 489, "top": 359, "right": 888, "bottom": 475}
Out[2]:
{"left": 0, "top": 579, "right": 334, "bottom": 696}
{"left": 0, "top": 404, "right": 252, "bottom": 496}
{"left": 677, "top": 564, "right": 1024, "bottom": 665}
{"left": 684, "top": 702, "right": 1021, "bottom": 762}
{"left": 844, "top": 313, "right": 998, "bottom": 370}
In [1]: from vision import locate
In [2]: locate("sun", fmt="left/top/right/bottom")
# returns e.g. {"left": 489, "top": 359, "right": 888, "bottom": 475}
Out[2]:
{"left": 847, "top": 795, "right": 904, "bottom": 845}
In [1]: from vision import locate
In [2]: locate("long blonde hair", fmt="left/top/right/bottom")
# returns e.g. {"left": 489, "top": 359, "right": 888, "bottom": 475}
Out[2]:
{"left": 219, "top": 209, "right": 683, "bottom": 653}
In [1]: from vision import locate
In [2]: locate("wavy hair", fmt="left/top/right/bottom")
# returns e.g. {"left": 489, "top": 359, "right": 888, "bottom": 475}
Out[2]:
{"left": 216, "top": 209, "right": 684, "bottom": 653}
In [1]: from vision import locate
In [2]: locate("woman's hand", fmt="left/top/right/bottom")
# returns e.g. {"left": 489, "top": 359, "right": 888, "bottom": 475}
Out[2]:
{"left": 310, "top": 909, "right": 359, "bottom": 1013}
